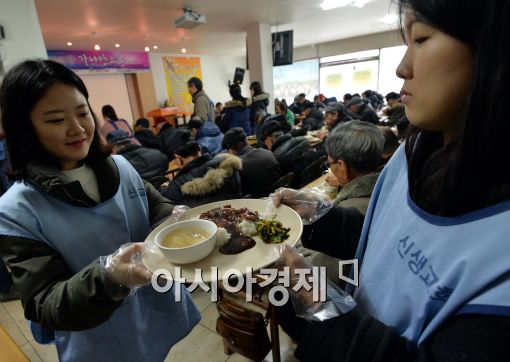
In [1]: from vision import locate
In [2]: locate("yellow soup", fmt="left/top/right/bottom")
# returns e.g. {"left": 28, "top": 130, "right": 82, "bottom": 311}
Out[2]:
{"left": 161, "top": 227, "right": 211, "bottom": 248}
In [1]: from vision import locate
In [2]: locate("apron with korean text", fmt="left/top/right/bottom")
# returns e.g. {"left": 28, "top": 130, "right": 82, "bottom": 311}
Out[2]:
{"left": 352, "top": 146, "right": 510, "bottom": 348}
{"left": 0, "top": 156, "right": 200, "bottom": 361}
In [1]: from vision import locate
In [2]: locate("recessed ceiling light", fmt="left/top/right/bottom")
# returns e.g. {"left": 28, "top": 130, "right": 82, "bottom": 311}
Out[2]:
{"left": 144, "top": 46, "right": 150, "bottom": 52}
{"left": 115, "top": 43, "right": 120, "bottom": 48}
{"left": 66, "top": 42, "right": 73, "bottom": 46}
{"left": 320, "top": 0, "right": 370, "bottom": 10}
{"left": 153, "top": 45, "right": 158, "bottom": 50}
{"left": 181, "top": 48, "right": 187, "bottom": 54}
{"left": 379, "top": 14, "right": 398, "bottom": 25}
{"left": 94, "top": 44, "right": 100, "bottom": 50}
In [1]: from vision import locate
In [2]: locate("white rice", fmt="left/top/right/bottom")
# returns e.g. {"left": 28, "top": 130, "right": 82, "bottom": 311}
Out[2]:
{"left": 238, "top": 220, "right": 257, "bottom": 236}
{"left": 216, "top": 227, "right": 231, "bottom": 247}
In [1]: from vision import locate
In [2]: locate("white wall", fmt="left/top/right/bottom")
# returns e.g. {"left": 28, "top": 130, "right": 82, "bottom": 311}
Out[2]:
{"left": 80, "top": 73, "right": 134, "bottom": 127}
{"left": 149, "top": 53, "right": 250, "bottom": 108}
{"left": 0, "top": 0, "right": 47, "bottom": 74}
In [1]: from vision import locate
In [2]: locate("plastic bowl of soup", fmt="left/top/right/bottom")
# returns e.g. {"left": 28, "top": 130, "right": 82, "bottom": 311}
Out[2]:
{"left": 155, "top": 219, "right": 218, "bottom": 264}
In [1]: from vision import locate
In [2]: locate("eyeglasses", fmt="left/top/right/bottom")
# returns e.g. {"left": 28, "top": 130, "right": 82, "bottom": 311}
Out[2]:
{"left": 324, "top": 160, "right": 337, "bottom": 168}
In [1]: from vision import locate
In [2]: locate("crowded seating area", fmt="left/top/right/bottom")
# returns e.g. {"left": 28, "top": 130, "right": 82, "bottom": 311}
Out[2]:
{"left": 1, "top": 0, "right": 509, "bottom": 361}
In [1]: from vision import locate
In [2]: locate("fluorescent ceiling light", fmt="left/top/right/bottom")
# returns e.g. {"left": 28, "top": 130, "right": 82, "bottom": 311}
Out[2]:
{"left": 320, "top": 0, "right": 370, "bottom": 10}
{"left": 379, "top": 14, "right": 398, "bottom": 24}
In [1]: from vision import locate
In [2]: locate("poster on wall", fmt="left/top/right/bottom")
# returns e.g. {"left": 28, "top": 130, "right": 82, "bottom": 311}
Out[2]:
{"left": 162, "top": 56, "right": 202, "bottom": 114}
{"left": 47, "top": 50, "right": 149, "bottom": 72}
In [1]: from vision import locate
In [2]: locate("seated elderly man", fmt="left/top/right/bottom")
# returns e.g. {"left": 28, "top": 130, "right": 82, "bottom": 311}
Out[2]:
{"left": 107, "top": 129, "right": 169, "bottom": 184}
{"left": 222, "top": 127, "right": 281, "bottom": 198}
{"left": 277, "top": 120, "right": 384, "bottom": 343}
{"left": 307, "top": 120, "right": 384, "bottom": 284}
{"left": 187, "top": 117, "right": 224, "bottom": 156}
{"left": 261, "top": 120, "right": 316, "bottom": 188}
{"left": 345, "top": 96, "right": 380, "bottom": 125}
{"left": 160, "top": 141, "right": 242, "bottom": 207}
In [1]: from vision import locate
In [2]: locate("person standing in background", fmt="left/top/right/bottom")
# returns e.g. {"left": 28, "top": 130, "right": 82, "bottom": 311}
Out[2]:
{"left": 249, "top": 81, "right": 270, "bottom": 124}
{"left": 187, "top": 77, "right": 214, "bottom": 122}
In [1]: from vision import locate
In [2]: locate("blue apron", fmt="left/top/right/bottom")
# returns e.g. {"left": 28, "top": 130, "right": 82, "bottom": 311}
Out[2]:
{"left": 352, "top": 146, "right": 510, "bottom": 348}
{"left": 0, "top": 156, "right": 200, "bottom": 361}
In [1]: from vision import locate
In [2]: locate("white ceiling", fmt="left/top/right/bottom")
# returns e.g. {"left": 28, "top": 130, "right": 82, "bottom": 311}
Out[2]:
{"left": 34, "top": 0, "right": 397, "bottom": 56}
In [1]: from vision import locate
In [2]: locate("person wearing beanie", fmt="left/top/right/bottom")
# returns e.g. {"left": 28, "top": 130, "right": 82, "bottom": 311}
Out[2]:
{"left": 223, "top": 127, "right": 281, "bottom": 197}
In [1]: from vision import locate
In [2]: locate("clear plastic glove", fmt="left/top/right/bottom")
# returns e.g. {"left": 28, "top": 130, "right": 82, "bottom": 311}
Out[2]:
{"left": 100, "top": 243, "right": 152, "bottom": 293}
{"left": 270, "top": 187, "right": 333, "bottom": 224}
{"left": 275, "top": 244, "right": 356, "bottom": 322}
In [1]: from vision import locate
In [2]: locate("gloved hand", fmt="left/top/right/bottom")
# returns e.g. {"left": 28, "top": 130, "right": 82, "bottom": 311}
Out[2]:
{"left": 100, "top": 243, "right": 152, "bottom": 291}
{"left": 271, "top": 187, "right": 333, "bottom": 224}
{"left": 275, "top": 244, "right": 357, "bottom": 322}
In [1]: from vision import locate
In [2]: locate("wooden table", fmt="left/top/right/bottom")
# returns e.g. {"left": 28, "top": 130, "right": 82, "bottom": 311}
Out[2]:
{"left": 147, "top": 107, "right": 181, "bottom": 130}
{"left": 302, "top": 173, "right": 327, "bottom": 189}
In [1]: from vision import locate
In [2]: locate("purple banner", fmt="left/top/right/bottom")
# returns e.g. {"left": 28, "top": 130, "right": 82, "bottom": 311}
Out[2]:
{"left": 47, "top": 50, "right": 150, "bottom": 71}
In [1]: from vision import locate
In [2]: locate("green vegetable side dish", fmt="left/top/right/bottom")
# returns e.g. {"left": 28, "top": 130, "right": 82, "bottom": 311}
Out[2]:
{"left": 256, "top": 219, "right": 290, "bottom": 244}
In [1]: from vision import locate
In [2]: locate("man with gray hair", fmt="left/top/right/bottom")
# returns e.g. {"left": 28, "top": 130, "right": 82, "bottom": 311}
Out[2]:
{"left": 325, "top": 120, "right": 383, "bottom": 211}
{"left": 308, "top": 120, "right": 384, "bottom": 286}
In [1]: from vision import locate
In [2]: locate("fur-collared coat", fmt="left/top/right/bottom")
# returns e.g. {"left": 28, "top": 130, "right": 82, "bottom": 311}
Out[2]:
{"left": 160, "top": 153, "right": 242, "bottom": 207}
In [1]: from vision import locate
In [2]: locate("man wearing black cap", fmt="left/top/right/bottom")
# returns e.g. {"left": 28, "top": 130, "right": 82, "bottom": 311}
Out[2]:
{"left": 346, "top": 96, "right": 380, "bottom": 125}
{"left": 107, "top": 130, "right": 169, "bottom": 182}
{"left": 223, "top": 127, "right": 281, "bottom": 197}
{"left": 134, "top": 118, "right": 160, "bottom": 150}
{"left": 323, "top": 102, "right": 356, "bottom": 132}
{"left": 300, "top": 103, "right": 324, "bottom": 131}
{"left": 261, "top": 121, "right": 316, "bottom": 187}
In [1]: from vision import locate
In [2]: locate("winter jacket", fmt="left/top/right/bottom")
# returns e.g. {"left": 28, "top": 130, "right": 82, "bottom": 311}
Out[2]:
{"left": 250, "top": 93, "right": 270, "bottom": 119}
{"left": 117, "top": 144, "right": 169, "bottom": 180}
{"left": 195, "top": 121, "right": 224, "bottom": 156}
{"left": 192, "top": 89, "right": 214, "bottom": 122}
{"left": 386, "top": 103, "right": 406, "bottom": 126}
{"left": 357, "top": 103, "right": 380, "bottom": 125}
{"left": 158, "top": 124, "right": 192, "bottom": 159}
{"left": 236, "top": 145, "right": 281, "bottom": 198}
{"left": 0, "top": 156, "right": 177, "bottom": 330}
{"left": 161, "top": 153, "right": 242, "bottom": 207}
{"left": 134, "top": 128, "right": 160, "bottom": 150}
{"left": 271, "top": 134, "right": 316, "bottom": 187}
{"left": 223, "top": 100, "right": 252, "bottom": 135}
{"left": 302, "top": 109, "right": 325, "bottom": 131}
{"left": 307, "top": 173, "right": 380, "bottom": 286}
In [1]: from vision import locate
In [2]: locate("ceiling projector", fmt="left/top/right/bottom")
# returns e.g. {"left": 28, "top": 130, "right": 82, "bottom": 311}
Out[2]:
{"left": 174, "top": 8, "right": 206, "bottom": 29}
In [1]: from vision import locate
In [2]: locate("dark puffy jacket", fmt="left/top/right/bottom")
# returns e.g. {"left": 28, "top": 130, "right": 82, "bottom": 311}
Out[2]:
{"left": 302, "top": 109, "right": 324, "bottom": 131}
{"left": 272, "top": 134, "right": 316, "bottom": 186}
{"left": 358, "top": 103, "right": 380, "bottom": 125}
{"left": 158, "top": 124, "right": 192, "bottom": 159}
{"left": 134, "top": 129, "right": 160, "bottom": 150}
{"left": 196, "top": 121, "right": 224, "bottom": 156}
{"left": 116, "top": 144, "right": 169, "bottom": 180}
{"left": 223, "top": 100, "right": 251, "bottom": 135}
{"left": 250, "top": 93, "right": 270, "bottom": 120}
{"left": 237, "top": 145, "right": 281, "bottom": 198}
{"left": 160, "top": 153, "right": 242, "bottom": 207}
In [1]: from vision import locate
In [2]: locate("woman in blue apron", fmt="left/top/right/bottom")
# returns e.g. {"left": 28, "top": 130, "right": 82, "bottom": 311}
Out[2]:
{"left": 273, "top": 0, "right": 510, "bottom": 360}
{"left": 0, "top": 60, "right": 200, "bottom": 361}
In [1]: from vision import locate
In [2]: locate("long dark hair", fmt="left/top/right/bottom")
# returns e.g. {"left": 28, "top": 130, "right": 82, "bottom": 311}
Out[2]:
{"left": 397, "top": 0, "right": 510, "bottom": 216}
{"left": 0, "top": 59, "right": 111, "bottom": 180}
{"left": 249, "top": 81, "right": 263, "bottom": 96}
{"left": 101, "top": 104, "right": 119, "bottom": 121}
